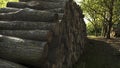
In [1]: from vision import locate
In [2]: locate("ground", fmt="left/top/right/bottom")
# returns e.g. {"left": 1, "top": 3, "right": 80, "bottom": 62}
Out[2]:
{"left": 74, "top": 36, "right": 120, "bottom": 68}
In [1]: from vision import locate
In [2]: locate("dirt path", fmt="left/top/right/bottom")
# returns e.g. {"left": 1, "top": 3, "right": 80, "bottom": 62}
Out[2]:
{"left": 74, "top": 37, "right": 120, "bottom": 68}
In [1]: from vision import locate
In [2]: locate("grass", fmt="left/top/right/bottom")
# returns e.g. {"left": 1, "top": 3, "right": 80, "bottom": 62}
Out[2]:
{"left": 74, "top": 38, "right": 120, "bottom": 68}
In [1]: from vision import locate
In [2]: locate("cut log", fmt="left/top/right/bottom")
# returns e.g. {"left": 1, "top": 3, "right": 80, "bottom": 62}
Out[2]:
{"left": 7, "top": 2, "right": 28, "bottom": 8}
{"left": 0, "top": 35, "right": 47, "bottom": 67}
{"left": 40, "top": 0, "right": 68, "bottom": 2}
{"left": 44, "top": 0, "right": 87, "bottom": 68}
{"left": 7, "top": 1, "right": 64, "bottom": 10}
{"left": 19, "top": 0, "right": 31, "bottom": 2}
{"left": 48, "top": 8, "right": 64, "bottom": 13}
{"left": 19, "top": 0, "right": 68, "bottom": 2}
{"left": 0, "top": 30, "right": 52, "bottom": 41}
{"left": 0, "top": 8, "right": 58, "bottom": 22}
{"left": 0, "top": 21, "right": 55, "bottom": 30}
{"left": 0, "top": 7, "right": 21, "bottom": 13}
{"left": 0, "top": 59, "right": 27, "bottom": 68}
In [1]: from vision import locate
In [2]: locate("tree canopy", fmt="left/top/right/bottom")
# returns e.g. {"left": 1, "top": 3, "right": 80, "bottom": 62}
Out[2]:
{"left": 81, "top": 0, "right": 120, "bottom": 38}
{"left": 0, "top": 0, "right": 19, "bottom": 8}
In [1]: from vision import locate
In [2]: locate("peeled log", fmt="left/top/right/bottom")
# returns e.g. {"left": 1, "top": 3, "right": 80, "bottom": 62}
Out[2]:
{"left": 0, "top": 7, "right": 21, "bottom": 13}
{"left": 7, "top": 1, "right": 64, "bottom": 10}
{"left": 0, "top": 8, "right": 58, "bottom": 22}
{"left": 0, "top": 21, "right": 55, "bottom": 30}
{"left": 0, "top": 59, "right": 27, "bottom": 68}
{"left": 0, "top": 30, "right": 52, "bottom": 41}
{"left": 0, "top": 35, "right": 47, "bottom": 67}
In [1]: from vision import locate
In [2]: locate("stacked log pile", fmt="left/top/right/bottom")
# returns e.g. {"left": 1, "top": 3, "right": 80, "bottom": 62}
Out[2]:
{"left": 0, "top": 0, "right": 87, "bottom": 68}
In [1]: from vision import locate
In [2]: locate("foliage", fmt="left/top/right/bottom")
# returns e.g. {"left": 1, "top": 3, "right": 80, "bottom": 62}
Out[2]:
{"left": 87, "top": 22, "right": 101, "bottom": 36}
{"left": 80, "top": 0, "right": 120, "bottom": 38}
{"left": 0, "top": 0, "right": 19, "bottom": 8}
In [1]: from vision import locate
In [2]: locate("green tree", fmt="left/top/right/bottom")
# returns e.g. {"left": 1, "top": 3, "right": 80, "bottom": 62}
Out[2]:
{"left": 0, "top": 0, "right": 19, "bottom": 8}
{"left": 81, "top": 0, "right": 120, "bottom": 39}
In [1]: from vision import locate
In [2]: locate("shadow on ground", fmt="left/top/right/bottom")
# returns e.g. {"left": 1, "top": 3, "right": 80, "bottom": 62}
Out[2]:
{"left": 74, "top": 38, "right": 120, "bottom": 68}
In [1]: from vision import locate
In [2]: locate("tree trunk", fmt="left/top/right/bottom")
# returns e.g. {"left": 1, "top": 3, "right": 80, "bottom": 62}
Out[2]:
{"left": 106, "top": 23, "right": 112, "bottom": 39}
{"left": 0, "top": 35, "right": 47, "bottom": 68}
{"left": 7, "top": 1, "right": 64, "bottom": 10}
{"left": 0, "top": 21, "right": 55, "bottom": 30}
{"left": 0, "top": 30, "right": 52, "bottom": 41}
{"left": 0, "top": 8, "right": 58, "bottom": 22}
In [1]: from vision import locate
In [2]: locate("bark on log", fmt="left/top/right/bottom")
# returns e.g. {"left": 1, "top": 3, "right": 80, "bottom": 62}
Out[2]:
{"left": 7, "top": 1, "right": 64, "bottom": 10}
{"left": 0, "top": 7, "right": 21, "bottom": 13}
{"left": 40, "top": 0, "right": 68, "bottom": 2}
{"left": 0, "top": 30, "right": 52, "bottom": 41}
{"left": 48, "top": 8, "right": 64, "bottom": 13}
{"left": 19, "top": 0, "right": 68, "bottom": 2}
{"left": 0, "top": 21, "right": 55, "bottom": 30}
{"left": 0, "top": 59, "right": 27, "bottom": 68}
{"left": 44, "top": 0, "right": 87, "bottom": 68}
{"left": 0, "top": 8, "right": 58, "bottom": 22}
{"left": 19, "top": 0, "right": 30, "bottom": 2}
{"left": 0, "top": 35, "right": 47, "bottom": 67}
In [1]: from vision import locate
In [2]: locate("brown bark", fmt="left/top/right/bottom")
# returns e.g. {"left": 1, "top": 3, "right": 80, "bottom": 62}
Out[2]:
{"left": 0, "top": 35, "right": 47, "bottom": 68}
{"left": 105, "top": 0, "right": 115, "bottom": 39}
{"left": 45, "top": 0, "right": 87, "bottom": 68}
{"left": 7, "top": 1, "right": 64, "bottom": 10}
{"left": 19, "top": 0, "right": 31, "bottom": 2}
{"left": 0, "top": 7, "right": 21, "bottom": 13}
{"left": 0, "top": 59, "right": 27, "bottom": 68}
{"left": 0, "top": 8, "right": 58, "bottom": 22}
{"left": 106, "top": 23, "right": 112, "bottom": 39}
{"left": 48, "top": 8, "right": 64, "bottom": 13}
{"left": 0, "top": 0, "right": 87, "bottom": 68}
{"left": 0, "top": 21, "right": 55, "bottom": 30}
{"left": 0, "top": 30, "right": 52, "bottom": 41}
{"left": 19, "top": 0, "right": 68, "bottom": 2}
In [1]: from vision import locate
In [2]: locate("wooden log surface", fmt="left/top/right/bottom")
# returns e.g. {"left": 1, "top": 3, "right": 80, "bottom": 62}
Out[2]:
{"left": 44, "top": 0, "right": 87, "bottom": 68}
{"left": 19, "top": 0, "right": 68, "bottom": 2}
{"left": 48, "top": 8, "right": 64, "bottom": 13}
{"left": 0, "top": 21, "right": 55, "bottom": 30}
{"left": 0, "top": 30, "right": 52, "bottom": 41}
{"left": 0, "top": 35, "right": 47, "bottom": 67}
{"left": 0, "top": 7, "right": 21, "bottom": 13}
{"left": 7, "top": 1, "right": 64, "bottom": 10}
{"left": 0, "top": 30, "right": 53, "bottom": 41}
{"left": 0, "top": 59, "right": 27, "bottom": 68}
{"left": 0, "top": 8, "right": 58, "bottom": 22}
{"left": 0, "top": 7, "right": 64, "bottom": 13}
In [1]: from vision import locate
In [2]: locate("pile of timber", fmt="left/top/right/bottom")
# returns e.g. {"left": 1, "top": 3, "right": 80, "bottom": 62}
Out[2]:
{"left": 0, "top": 0, "right": 87, "bottom": 68}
